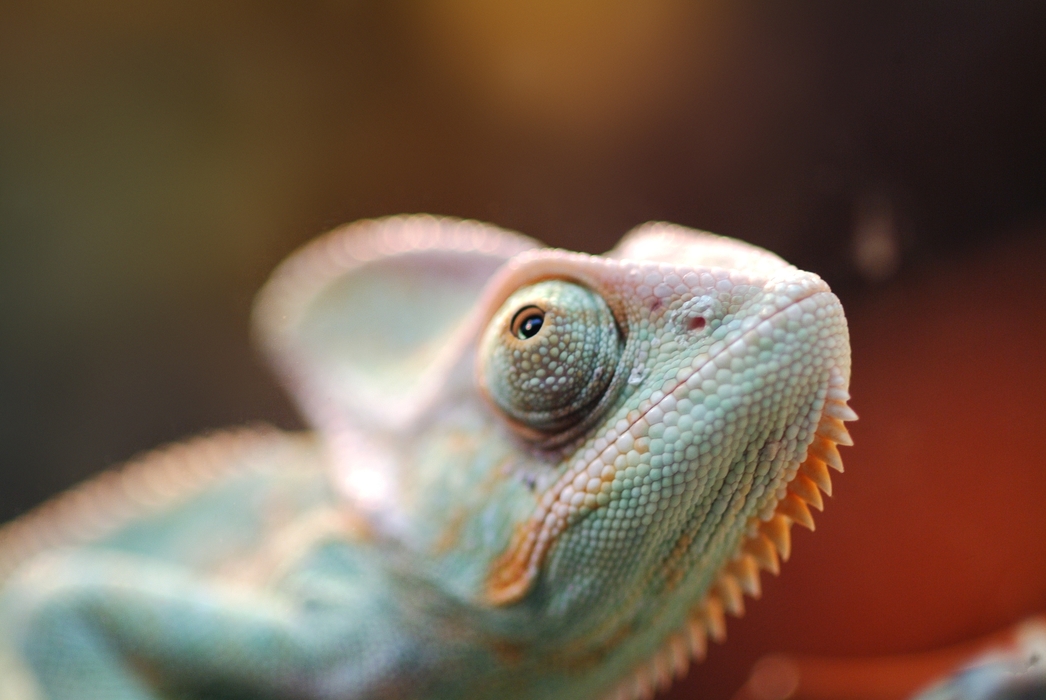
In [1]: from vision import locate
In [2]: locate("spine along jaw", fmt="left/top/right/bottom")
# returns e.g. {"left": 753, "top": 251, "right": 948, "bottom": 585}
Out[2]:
{"left": 603, "top": 375, "right": 856, "bottom": 700}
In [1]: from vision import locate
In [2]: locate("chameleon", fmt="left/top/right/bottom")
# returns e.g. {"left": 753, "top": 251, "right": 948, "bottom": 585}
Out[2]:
{"left": 0, "top": 215, "right": 854, "bottom": 700}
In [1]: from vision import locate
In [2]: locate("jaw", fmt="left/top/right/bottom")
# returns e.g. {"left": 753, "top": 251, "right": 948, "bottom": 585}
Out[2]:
{"left": 481, "top": 378, "right": 856, "bottom": 700}
{"left": 481, "top": 281, "right": 853, "bottom": 697}
{"left": 465, "top": 369, "right": 855, "bottom": 700}
{"left": 486, "top": 284, "right": 848, "bottom": 604}
{"left": 600, "top": 378, "right": 855, "bottom": 700}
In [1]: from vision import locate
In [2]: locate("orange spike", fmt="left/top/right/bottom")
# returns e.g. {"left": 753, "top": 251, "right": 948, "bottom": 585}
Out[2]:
{"left": 744, "top": 533, "right": 780, "bottom": 575}
{"left": 809, "top": 435, "right": 844, "bottom": 472}
{"left": 826, "top": 386, "right": 850, "bottom": 401}
{"left": 800, "top": 457, "right": 833, "bottom": 496}
{"left": 668, "top": 634, "right": 690, "bottom": 679}
{"left": 716, "top": 574, "right": 745, "bottom": 617}
{"left": 686, "top": 618, "right": 708, "bottom": 660}
{"left": 824, "top": 400, "right": 858, "bottom": 422}
{"left": 817, "top": 415, "right": 854, "bottom": 446}
{"left": 789, "top": 474, "right": 824, "bottom": 511}
{"left": 729, "top": 555, "right": 762, "bottom": 598}
{"left": 652, "top": 651, "right": 672, "bottom": 691}
{"left": 762, "top": 514, "right": 792, "bottom": 562}
{"left": 778, "top": 493, "right": 815, "bottom": 531}
{"left": 632, "top": 664, "right": 655, "bottom": 700}
{"left": 702, "top": 596, "right": 727, "bottom": 642}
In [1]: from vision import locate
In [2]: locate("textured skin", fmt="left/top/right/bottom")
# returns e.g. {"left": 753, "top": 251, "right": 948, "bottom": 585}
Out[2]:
{"left": 0, "top": 215, "right": 853, "bottom": 700}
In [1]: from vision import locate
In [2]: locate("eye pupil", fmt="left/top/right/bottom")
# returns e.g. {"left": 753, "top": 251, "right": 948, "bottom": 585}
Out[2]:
{"left": 519, "top": 314, "right": 543, "bottom": 338}
{"left": 512, "top": 307, "right": 545, "bottom": 339}
{"left": 516, "top": 311, "right": 543, "bottom": 339}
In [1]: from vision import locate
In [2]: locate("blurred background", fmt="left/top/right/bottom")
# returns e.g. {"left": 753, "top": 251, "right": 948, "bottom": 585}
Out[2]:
{"left": 1, "top": 2, "right": 1044, "bottom": 698}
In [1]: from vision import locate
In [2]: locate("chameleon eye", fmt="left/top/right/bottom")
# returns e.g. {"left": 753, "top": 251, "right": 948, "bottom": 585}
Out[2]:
{"left": 479, "top": 280, "right": 623, "bottom": 437}
{"left": 511, "top": 306, "right": 545, "bottom": 340}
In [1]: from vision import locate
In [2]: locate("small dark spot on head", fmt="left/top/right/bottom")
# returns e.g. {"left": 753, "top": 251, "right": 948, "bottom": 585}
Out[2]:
{"left": 650, "top": 298, "right": 663, "bottom": 312}
{"left": 686, "top": 316, "right": 706, "bottom": 331}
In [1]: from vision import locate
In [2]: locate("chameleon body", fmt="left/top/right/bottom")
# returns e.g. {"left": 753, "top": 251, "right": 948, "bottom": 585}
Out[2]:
{"left": 0, "top": 216, "right": 854, "bottom": 700}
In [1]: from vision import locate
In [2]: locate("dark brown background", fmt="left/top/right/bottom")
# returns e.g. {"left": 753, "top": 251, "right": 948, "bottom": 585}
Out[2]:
{"left": 1, "top": 2, "right": 1044, "bottom": 698}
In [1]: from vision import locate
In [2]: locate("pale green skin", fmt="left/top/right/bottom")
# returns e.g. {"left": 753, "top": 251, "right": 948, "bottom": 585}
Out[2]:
{"left": 0, "top": 216, "right": 851, "bottom": 700}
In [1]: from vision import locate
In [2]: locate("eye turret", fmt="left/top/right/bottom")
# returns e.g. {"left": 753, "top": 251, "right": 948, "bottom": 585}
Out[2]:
{"left": 479, "top": 280, "right": 623, "bottom": 437}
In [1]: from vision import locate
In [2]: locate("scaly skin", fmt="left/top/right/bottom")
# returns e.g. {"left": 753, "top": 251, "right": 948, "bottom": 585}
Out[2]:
{"left": 0, "top": 215, "right": 853, "bottom": 700}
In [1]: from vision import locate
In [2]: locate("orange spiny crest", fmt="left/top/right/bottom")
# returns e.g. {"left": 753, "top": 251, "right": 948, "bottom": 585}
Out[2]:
{"left": 728, "top": 555, "right": 762, "bottom": 598}
{"left": 700, "top": 596, "right": 728, "bottom": 643}
{"left": 824, "top": 398, "right": 859, "bottom": 423}
{"left": 651, "top": 649, "right": 672, "bottom": 693}
{"left": 761, "top": 514, "right": 793, "bottom": 562}
{"left": 789, "top": 473, "right": 824, "bottom": 511}
{"left": 800, "top": 456, "right": 833, "bottom": 496}
{"left": 715, "top": 574, "right": 746, "bottom": 617}
{"left": 667, "top": 633, "right": 689, "bottom": 680}
{"left": 778, "top": 493, "right": 816, "bottom": 531}
{"left": 603, "top": 400, "right": 857, "bottom": 700}
{"left": 744, "top": 533, "right": 781, "bottom": 575}
{"left": 808, "top": 435, "right": 844, "bottom": 472}
{"left": 685, "top": 617, "right": 708, "bottom": 661}
{"left": 817, "top": 414, "right": 854, "bottom": 446}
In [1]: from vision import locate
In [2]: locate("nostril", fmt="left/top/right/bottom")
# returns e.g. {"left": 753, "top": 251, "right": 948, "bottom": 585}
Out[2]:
{"left": 686, "top": 316, "right": 706, "bottom": 332}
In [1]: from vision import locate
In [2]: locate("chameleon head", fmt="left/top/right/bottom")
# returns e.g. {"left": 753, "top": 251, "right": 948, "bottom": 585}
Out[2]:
{"left": 255, "top": 216, "right": 853, "bottom": 690}
{"left": 475, "top": 227, "right": 853, "bottom": 661}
